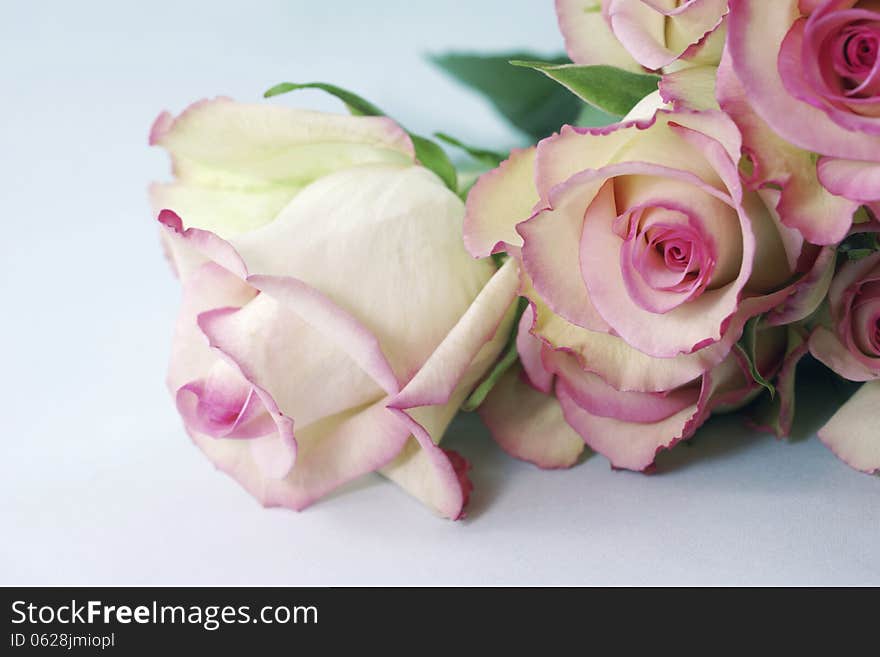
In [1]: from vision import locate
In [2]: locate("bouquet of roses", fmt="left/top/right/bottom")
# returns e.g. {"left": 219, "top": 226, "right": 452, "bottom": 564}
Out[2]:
{"left": 150, "top": 0, "right": 879, "bottom": 520}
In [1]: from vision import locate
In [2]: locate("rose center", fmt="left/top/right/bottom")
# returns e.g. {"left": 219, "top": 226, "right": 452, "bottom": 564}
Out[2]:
{"left": 180, "top": 364, "right": 278, "bottom": 440}
{"left": 850, "top": 281, "right": 880, "bottom": 357}
{"left": 843, "top": 30, "right": 878, "bottom": 71}
{"left": 656, "top": 237, "right": 693, "bottom": 272}
{"left": 197, "top": 382, "right": 252, "bottom": 430}
{"left": 828, "top": 19, "right": 880, "bottom": 95}
{"left": 202, "top": 399, "right": 246, "bottom": 425}
{"left": 637, "top": 222, "right": 709, "bottom": 294}
{"left": 615, "top": 202, "right": 717, "bottom": 315}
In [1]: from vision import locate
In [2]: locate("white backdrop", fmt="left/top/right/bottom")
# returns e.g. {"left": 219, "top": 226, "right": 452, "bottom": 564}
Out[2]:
{"left": 2, "top": 1, "right": 878, "bottom": 586}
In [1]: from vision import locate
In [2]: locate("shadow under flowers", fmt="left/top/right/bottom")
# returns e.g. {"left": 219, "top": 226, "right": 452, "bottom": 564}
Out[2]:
{"left": 322, "top": 357, "right": 864, "bottom": 518}
{"left": 442, "top": 412, "right": 510, "bottom": 521}
{"left": 442, "top": 412, "right": 594, "bottom": 521}
{"left": 655, "top": 355, "right": 862, "bottom": 474}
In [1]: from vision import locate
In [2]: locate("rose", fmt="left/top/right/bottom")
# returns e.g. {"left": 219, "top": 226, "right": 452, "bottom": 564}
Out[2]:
{"left": 463, "top": 94, "right": 832, "bottom": 469}
{"left": 467, "top": 94, "right": 799, "bottom": 360}
{"left": 810, "top": 250, "right": 880, "bottom": 473}
{"left": 151, "top": 98, "right": 518, "bottom": 519}
{"left": 556, "top": 0, "right": 728, "bottom": 72}
{"left": 727, "top": 0, "right": 880, "bottom": 224}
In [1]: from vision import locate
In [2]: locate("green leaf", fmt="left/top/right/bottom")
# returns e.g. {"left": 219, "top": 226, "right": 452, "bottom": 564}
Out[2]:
{"left": 263, "top": 81, "right": 456, "bottom": 192}
{"left": 747, "top": 327, "right": 806, "bottom": 437}
{"left": 409, "top": 134, "right": 458, "bottom": 193}
{"left": 838, "top": 230, "right": 880, "bottom": 261}
{"left": 490, "top": 252, "right": 509, "bottom": 269}
{"left": 845, "top": 248, "right": 876, "bottom": 261}
{"left": 461, "top": 297, "right": 528, "bottom": 412}
{"left": 735, "top": 316, "right": 776, "bottom": 398}
{"left": 263, "top": 82, "right": 384, "bottom": 116}
{"left": 509, "top": 61, "right": 659, "bottom": 118}
{"left": 431, "top": 52, "right": 584, "bottom": 141}
{"left": 853, "top": 205, "right": 873, "bottom": 224}
{"left": 434, "top": 132, "right": 505, "bottom": 168}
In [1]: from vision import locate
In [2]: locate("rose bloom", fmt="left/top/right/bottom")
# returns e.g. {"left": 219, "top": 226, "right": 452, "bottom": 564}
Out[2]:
{"left": 464, "top": 93, "right": 832, "bottom": 469}
{"left": 810, "top": 251, "right": 880, "bottom": 473}
{"left": 556, "top": 0, "right": 728, "bottom": 72}
{"left": 727, "top": 0, "right": 880, "bottom": 229}
{"left": 151, "top": 98, "right": 518, "bottom": 519}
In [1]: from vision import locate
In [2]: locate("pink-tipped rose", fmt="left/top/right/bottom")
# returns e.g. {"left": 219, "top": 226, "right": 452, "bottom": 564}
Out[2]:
{"left": 810, "top": 251, "right": 880, "bottom": 473}
{"left": 556, "top": 0, "right": 728, "bottom": 72}
{"left": 152, "top": 98, "right": 518, "bottom": 519}
{"left": 464, "top": 93, "right": 832, "bottom": 469}
{"left": 727, "top": 0, "right": 880, "bottom": 234}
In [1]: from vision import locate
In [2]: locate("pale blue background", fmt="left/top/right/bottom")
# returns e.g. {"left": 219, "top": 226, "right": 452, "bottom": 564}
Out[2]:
{"left": 2, "top": 0, "right": 877, "bottom": 585}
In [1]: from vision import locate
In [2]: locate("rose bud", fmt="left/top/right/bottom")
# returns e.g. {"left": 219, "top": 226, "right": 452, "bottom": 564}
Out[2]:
{"left": 556, "top": 0, "right": 728, "bottom": 72}
{"left": 151, "top": 98, "right": 518, "bottom": 519}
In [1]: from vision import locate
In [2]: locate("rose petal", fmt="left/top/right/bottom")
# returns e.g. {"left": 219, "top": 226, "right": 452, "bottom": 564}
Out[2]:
{"left": 243, "top": 276, "right": 401, "bottom": 396}
{"left": 534, "top": 122, "right": 645, "bottom": 202}
{"left": 229, "top": 165, "right": 496, "bottom": 383}
{"left": 817, "top": 157, "right": 880, "bottom": 203}
{"left": 519, "top": 176, "right": 612, "bottom": 333}
{"left": 766, "top": 246, "right": 837, "bottom": 326}
{"left": 818, "top": 380, "right": 880, "bottom": 474}
{"left": 660, "top": 65, "right": 720, "bottom": 111}
{"left": 556, "top": 352, "right": 751, "bottom": 470}
{"left": 248, "top": 423, "right": 298, "bottom": 480}
{"left": 382, "top": 265, "right": 518, "bottom": 518}
{"left": 809, "top": 326, "right": 878, "bottom": 381}
{"left": 166, "top": 261, "right": 257, "bottom": 393}
{"left": 827, "top": 252, "right": 880, "bottom": 325}
{"left": 548, "top": 349, "right": 699, "bottom": 422}
{"left": 381, "top": 407, "right": 474, "bottom": 521}
{"left": 388, "top": 258, "right": 519, "bottom": 410}
{"left": 158, "top": 210, "right": 248, "bottom": 281}
{"left": 608, "top": 0, "right": 728, "bottom": 70}
{"left": 463, "top": 147, "right": 537, "bottom": 258}
{"left": 530, "top": 286, "right": 794, "bottom": 392}
{"left": 166, "top": 263, "right": 298, "bottom": 481}
{"left": 556, "top": 378, "right": 701, "bottom": 471}
{"left": 176, "top": 367, "right": 278, "bottom": 440}
{"left": 555, "top": 0, "right": 642, "bottom": 71}
{"left": 479, "top": 366, "right": 585, "bottom": 469}
{"left": 517, "top": 304, "right": 555, "bottom": 393}
{"left": 150, "top": 97, "right": 415, "bottom": 238}
{"left": 190, "top": 398, "right": 411, "bottom": 511}
{"left": 536, "top": 110, "right": 741, "bottom": 204}
{"left": 150, "top": 182, "right": 296, "bottom": 241}
{"left": 197, "top": 295, "right": 388, "bottom": 430}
